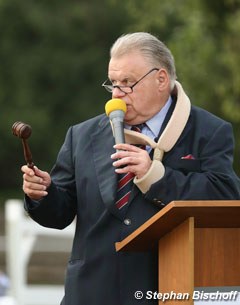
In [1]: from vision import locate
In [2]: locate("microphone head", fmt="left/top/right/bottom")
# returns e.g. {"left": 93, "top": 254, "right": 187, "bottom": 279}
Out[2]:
{"left": 105, "top": 99, "right": 126, "bottom": 117}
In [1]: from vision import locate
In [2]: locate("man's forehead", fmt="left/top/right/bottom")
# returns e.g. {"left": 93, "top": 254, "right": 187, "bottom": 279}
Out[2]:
{"left": 109, "top": 53, "right": 149, "bottom": 75}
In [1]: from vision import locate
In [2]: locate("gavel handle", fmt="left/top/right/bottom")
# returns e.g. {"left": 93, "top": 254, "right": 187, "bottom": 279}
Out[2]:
{"left": 22, "top": 139, "right": 35, "bottom": 169}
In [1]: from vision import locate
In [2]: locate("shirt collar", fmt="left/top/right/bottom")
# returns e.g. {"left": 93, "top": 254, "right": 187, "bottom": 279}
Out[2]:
{"left": 145, "top": 96, "right": 172, "bottom": 138}
{"left": 125, "top": 96, "right": 172, "bottom": 137}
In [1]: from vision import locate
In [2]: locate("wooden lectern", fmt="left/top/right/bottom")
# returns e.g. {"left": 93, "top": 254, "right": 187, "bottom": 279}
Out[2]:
{"left": 115, "top": 201, "right": 240, "bottom": 304}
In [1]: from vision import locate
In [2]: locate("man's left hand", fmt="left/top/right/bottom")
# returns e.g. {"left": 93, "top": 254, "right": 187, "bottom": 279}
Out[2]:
{"left": 111, "top": 143, "right": 152, "bottom": 179}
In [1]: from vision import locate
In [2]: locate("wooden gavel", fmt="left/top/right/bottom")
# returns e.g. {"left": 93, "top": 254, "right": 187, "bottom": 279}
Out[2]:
{"left": 12, "top": 121, "right": 35, "bottom": 169}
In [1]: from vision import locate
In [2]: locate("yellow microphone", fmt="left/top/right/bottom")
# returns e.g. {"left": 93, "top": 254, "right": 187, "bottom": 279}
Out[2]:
{"left": 105, "top": 99, "right": 126, "bottom": 144}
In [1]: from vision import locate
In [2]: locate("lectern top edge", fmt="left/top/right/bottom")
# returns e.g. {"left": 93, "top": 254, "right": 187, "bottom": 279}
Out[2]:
{"left": 115, "top": 200, "right": 240, "bottom": 252}
{"left": 171, "top": 200, "right": 240, "bottom": 207}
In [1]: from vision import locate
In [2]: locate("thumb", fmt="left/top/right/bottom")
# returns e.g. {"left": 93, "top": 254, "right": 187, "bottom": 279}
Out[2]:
{"left": 33, "top": 166, "right": 45, "bottom": 177}
{"left": 33, "top": 166, "right": 51, "bottom": 186}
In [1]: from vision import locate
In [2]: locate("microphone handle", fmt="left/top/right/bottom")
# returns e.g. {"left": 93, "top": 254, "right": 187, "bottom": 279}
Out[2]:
{"left": 111, "top": 118, "right": 125, "bottom": 144}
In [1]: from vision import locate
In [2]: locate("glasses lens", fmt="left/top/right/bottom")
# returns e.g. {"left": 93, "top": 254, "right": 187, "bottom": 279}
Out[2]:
{"left": 104, "top": 85, "right": 114, "bottom": 93}
{"left": 102, "top": 83, "right": 132, "bottom": 94}
{"left": 119, "top": 86, "right": 132, "bottom": 94}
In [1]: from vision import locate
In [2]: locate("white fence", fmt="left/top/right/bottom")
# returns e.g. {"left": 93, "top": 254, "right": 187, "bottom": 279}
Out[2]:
{"left": 4, "top": 199, "right": 75, "bottom": 305}
{"left": 4, "top": 200, "right": 240, "bottom": 305}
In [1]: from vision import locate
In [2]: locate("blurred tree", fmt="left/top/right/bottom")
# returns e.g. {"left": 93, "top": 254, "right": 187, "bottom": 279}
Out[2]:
{"left": 0, "top": 0, "right": 130, "bottom": 197}
{"left": 124, "top": 0, "right": 240, "bottom": 173}
{"left": 0, "top": 0, "right": 239, "bottom": 204}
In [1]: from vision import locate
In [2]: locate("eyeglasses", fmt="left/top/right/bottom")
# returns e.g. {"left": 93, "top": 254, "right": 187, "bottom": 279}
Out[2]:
{"left": 102, "top": 67, "right": 159, "bottom": 94}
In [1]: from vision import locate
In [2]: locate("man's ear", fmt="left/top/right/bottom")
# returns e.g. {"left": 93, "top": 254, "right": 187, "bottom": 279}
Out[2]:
{"left": 156, "top": 68, "right": 170, "bottom": 91}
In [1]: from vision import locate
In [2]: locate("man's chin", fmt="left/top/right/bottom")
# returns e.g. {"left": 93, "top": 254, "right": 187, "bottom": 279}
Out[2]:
{"left": 124, "top": 111, "right": 136, "bottom": 124}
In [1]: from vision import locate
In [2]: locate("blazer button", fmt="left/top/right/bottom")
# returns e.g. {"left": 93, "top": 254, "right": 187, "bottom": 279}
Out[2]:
{"left": 153, "top": 198, "right": 165, "bottom": 207}
{"left": 124, "top": 218, "right": 131, "bottom": 226}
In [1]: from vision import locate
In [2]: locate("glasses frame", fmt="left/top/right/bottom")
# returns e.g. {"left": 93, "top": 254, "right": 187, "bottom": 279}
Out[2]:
{"left": 102, "top": 67, "right": 159, "bottom": 94}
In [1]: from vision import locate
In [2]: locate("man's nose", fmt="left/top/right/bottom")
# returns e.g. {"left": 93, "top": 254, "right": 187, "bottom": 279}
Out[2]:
{"left": 112, "top": 87, "right": 126, "bottom": 98}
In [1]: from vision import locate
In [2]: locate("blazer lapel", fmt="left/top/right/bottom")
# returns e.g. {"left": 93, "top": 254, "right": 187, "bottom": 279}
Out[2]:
{"left": 91, "top": 116, "right": 124, "bottom": 220}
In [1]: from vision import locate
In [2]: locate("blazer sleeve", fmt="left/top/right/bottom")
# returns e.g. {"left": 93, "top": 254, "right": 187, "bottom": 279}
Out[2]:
{"left": 145, "top": 121, "right": 240, "bottom": 205}
{"left": 24, "top": 126, "right": 77, "bottom": 229}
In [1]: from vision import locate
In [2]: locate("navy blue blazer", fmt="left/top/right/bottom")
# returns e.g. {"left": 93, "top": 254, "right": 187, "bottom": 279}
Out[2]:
{"left": 25, "top": 104, "right": 240, "bottom": 305}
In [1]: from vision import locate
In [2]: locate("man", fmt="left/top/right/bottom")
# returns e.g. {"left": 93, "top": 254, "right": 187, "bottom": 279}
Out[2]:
{"left": 22, "top": 32, "right": 240, "bottom": 305}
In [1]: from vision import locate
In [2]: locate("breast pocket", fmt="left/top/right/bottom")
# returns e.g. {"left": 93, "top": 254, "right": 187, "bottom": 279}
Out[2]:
{"left": 171, "top": 159, "right": 202, "bottom": 174}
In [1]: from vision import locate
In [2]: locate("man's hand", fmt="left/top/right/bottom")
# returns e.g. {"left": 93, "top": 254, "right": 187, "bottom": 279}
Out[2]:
{"left": 21, "top": 165, "right": 51, "bottom": 200}
{"left": 111, "top": 143, "right": 152, "bottom": 179}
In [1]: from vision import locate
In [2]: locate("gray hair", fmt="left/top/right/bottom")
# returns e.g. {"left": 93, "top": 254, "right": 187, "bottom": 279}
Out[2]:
{"left": 110, "top": 32, "right": 176, "bottom": 89}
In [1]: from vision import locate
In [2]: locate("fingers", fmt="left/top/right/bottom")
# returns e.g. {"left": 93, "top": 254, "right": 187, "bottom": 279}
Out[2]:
{"left": 21, "top": 165, "right": 51, "bottom": 200}
{"left": 112, "top": 153, "right": 142, "bottom": 169}
{"left": 111, "top": 144, "right": 152, "bottom": 178}
{"left": 21, "top": 165, "right": 35, "bottom": 177}
{"left": 113, "top": 143, "right": 140, "bottom": 152}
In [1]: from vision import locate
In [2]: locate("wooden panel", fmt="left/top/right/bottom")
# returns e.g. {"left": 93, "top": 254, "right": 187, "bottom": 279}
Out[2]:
{"left": 195, "top": 228, "right": 240, "bottom": 286}
{"left": 115, "top": 201, "right": 240, "bottom": 252}
{"left": 158, "top": 217, "right": 194, "bottom": 305}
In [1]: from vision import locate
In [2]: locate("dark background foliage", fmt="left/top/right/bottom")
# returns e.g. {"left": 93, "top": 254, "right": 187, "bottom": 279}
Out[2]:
{"left": 0, "top": 0, "right": 239, "bottom": 204}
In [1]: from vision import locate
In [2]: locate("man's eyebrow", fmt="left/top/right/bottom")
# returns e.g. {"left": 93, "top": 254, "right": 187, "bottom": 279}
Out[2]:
{"left": 109, "top": 75, "right": 132, "bottom": 83}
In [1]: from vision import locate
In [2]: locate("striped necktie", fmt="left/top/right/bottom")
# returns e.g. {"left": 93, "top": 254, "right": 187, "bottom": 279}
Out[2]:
{"left": 115, "top": 124, "right": 145, "bottom": 210}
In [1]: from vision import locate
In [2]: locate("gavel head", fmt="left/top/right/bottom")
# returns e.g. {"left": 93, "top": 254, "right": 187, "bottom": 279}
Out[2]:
{"left": 12, "top": 121, "right": 32, "bottom": 139}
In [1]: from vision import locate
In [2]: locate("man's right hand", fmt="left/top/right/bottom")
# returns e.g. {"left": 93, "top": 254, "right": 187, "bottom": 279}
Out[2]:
{"left": 21, "top": 165, "right": 51, "bottom": 200}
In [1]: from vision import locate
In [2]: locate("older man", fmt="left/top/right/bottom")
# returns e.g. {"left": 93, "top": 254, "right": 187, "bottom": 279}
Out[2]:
{"left": 21, "top": 32, "right": 240, "bottom": 305}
